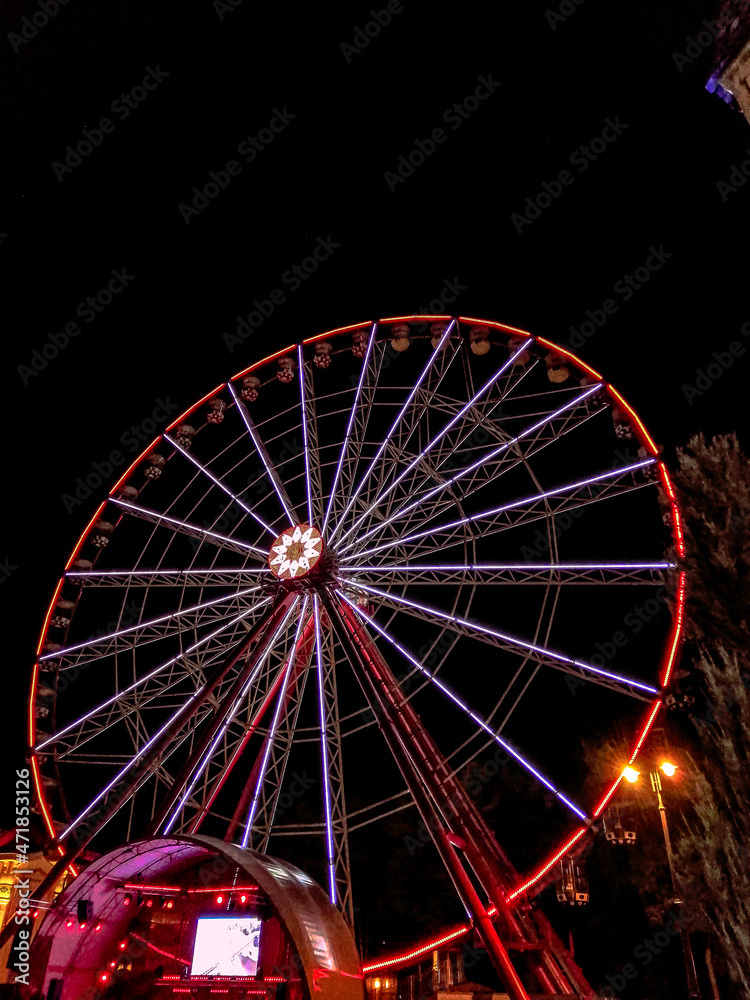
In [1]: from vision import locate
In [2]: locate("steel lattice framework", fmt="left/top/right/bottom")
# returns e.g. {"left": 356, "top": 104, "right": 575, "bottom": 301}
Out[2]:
{"left": 24, "top": 317, "right": 686, "bottom": 999}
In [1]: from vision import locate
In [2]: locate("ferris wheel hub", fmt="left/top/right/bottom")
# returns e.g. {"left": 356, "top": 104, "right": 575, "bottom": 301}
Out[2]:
{"left": 268, "top": 523, "right": 324, "bottom": 580}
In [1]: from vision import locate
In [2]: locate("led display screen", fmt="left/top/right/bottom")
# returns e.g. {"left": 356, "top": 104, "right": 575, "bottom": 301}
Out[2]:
{"left": 191, "top": 916, "right": 262, "bottom": 977}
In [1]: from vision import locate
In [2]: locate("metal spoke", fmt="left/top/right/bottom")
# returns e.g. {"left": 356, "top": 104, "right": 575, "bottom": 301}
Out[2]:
{"left": 241, "top": 599, "right": 310, "bottom": 846}
{"left": 35, "top": 602, "right": 269, "bottom": 752}
{"left": 339, "top": 562, "right": 673, "bottom": 585}
{"left": 228, "top": 380, "right": 298, "bottom": 524}
{"left": 350, "top": 581, "right": 659, "bottom": 700}
{"left": 40, "top": 586, "right": 263, "bottom": 663}
{"left": 298, "top": 345, "right": 315, "bottom": 525}
{"left": 68, "top": 567, "right": 270, "bottom": 588}
{"left": 164, "top": 432, "right": 277, "bottom": 536}
{"left": 322, "top": 324, "right": 377, "bottom": 533}
{"left": 338, "top": 591, "right": 589, "bottom": 822}
{"left": 328, "top": 320, "right": 457, "bottom": 545}
{"left": 342, "top": 458, "right": 656, "bottom": 564}
{"left": 339, "top": 381, "right": 602, "bottom": 556}
{"left": 161, "top": 609, "right": 299, "bottom": 835}
{"left": 335, "top": 341, "right": 530, "bottom": 549}
{"left": 110, "top": 497, "right": 267, "bottom": 559}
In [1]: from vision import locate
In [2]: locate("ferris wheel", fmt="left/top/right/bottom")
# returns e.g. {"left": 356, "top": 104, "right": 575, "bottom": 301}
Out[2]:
{"left": 28, "top": 316, "right": 684, "bottom": 997}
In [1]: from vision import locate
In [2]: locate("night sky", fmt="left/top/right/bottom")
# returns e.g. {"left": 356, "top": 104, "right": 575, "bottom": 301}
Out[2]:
{"left": 2, "top": 0, "right": 749, "bottom": 989}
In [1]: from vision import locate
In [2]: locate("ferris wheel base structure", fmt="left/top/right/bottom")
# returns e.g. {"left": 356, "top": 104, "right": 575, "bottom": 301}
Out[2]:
{"left": 20, "top": 316, "right": 685, "bottom": 1000}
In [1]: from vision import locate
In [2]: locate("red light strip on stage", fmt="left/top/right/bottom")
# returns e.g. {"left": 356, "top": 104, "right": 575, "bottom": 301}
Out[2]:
{"left": 131, "top": 933, "right": 190, "bottom": 965}
{"left": 122, "top": 884, "right": 259, "bottom": 893}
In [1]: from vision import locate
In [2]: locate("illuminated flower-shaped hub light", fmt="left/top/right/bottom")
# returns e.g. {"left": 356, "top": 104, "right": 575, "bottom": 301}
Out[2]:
{"left": 268, "top": 524, "right": 323, "bottom": 580}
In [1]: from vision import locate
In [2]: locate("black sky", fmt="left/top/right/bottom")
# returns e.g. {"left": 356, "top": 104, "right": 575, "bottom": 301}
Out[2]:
{"left": 1, "top": 0, "right": 749, "bottom": 980}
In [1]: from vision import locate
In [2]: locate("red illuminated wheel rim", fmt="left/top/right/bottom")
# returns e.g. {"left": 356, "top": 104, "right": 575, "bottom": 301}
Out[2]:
{"left": 29, "top": 317, "right": 683, "bottom": 965}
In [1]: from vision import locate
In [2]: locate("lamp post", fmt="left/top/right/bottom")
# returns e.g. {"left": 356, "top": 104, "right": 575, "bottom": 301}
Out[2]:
{"left": 623, "top": 761, "right": 701, "bottom": 1000}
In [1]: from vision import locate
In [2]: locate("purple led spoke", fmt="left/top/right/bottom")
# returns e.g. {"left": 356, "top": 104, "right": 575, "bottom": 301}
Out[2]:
{"left": 339, "top": 381, "right": 602, "bottom": 556}
{"left": 328, "top": 320, "right": 456, "bottom": 545}
{"left": 341, "top": 457, "right": 655, "bottom": 563}
{"left": 162, "top": 610, "right": 297, "bottom": 835}
{"left": 110, "top": 497, "right": 268, "bottom": 559}
{"left": 68, "top": 567, "right": 270, "bottom": 581}
{"left": 298, "top": 345, "right": 314, "bottom": 526}
{"left": 322, "top": 324, "right": 377, "bottom": 534}
{"left": 60, "top": 599, "right": 295, "bottom": 843}
{"left": 314, "top": 596, "right": 337, "bottom": 903}
{"left": 228, "top": 381, "right": 296, "bottom": 525}
{"left": 335, "top": 341, "right": 530, "bottom": 549}
{"left": 349, "top": 582, "right": 659, "bottom": 696}
{"left": 241, "top": 599, "right": 310, "bottom": 847}
{"left": 339, "top": 561, "right": 673, "bottom": 573}
{"left": 337, "top": 591, "right": 589, "bottom": 822}
{"left": 36, "top": 601, "right": 271, "bottom": 752}
{"left": 164, "top": 433, "right": 276, "bottom": 537}
{"left": 40, "top": 586, "right": 263, "bottom": 661}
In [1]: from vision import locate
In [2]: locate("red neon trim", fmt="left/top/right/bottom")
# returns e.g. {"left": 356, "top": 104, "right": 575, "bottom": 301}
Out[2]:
{"left": 231, "top": 346, "right": 297, "bottom": 382}
{"left": 109, "top": 438, "right": 161, "bottom": 494}
{"left": 302, "top": 322, "right": 371, "bottom": 343}
{"left": 63, "top": 502, "right": 108, "bottom": 571}
{"left": 592, "top": 777, "right": 623, "bottom": 819}
{"left": 592, "top": 701, "right": 663, "bottom": 817}
{"left": 628, "top": 700, "right": 663, "bottom": 765}
{"left": 660, "top": 571, "right": 686, "bottom": 688}
{"left": 535, "top": 336, "right": 604, "bottom": 382}
{"left": 458, "top": 317, "right": 533, "bottom": 339}
{"left": 165, "top": 384, "right": 227, "bottom": 434}
{"left": 658, "top": 463, "right": 686, "bottom": 558}
{"left": 379, "top": 314, "right": 452, "bottom": 323}
{"left": 505, "top": 827, "right": 587, "bottom": 901}
{"left": 605, "top": 385, "right": 659, "bottom": 455}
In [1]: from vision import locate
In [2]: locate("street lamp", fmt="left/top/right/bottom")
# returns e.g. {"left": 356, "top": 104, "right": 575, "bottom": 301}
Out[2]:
{"left": 620, "top": 760, "right": 701, "bottom": 1000}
